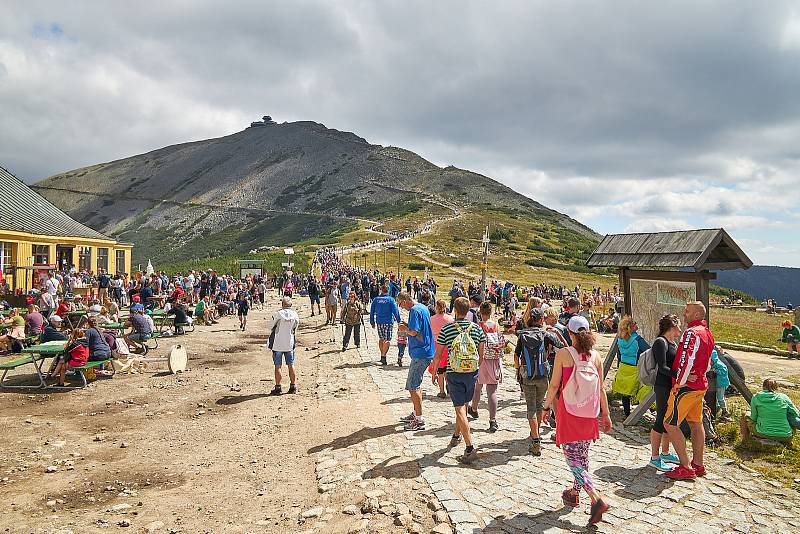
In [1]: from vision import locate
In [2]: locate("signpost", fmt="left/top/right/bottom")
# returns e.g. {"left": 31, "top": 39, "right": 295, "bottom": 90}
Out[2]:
{"left": 480, "top": 225, "right": 489, "bottom": 298}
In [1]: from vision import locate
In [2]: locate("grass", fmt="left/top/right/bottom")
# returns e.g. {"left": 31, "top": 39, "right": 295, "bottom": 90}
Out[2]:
{"left": 710, "top": 308, "right": 793, "bottom": 349}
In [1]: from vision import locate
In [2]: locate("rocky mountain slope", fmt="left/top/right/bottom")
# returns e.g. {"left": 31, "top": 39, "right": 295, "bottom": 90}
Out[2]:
{"left": 715, "top": 265, "right": 800, "bottom": 305}
{"left": 33, "top": 119, "right": 598, "bottom": 269}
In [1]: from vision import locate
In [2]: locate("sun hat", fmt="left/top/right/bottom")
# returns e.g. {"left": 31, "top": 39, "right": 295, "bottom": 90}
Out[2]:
{"left": 567, "top": 315, "right": 591, "bottom": 333}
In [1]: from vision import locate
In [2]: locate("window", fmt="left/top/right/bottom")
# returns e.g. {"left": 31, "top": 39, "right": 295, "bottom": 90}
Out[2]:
{"left": 0, "top": 241, "right": 14, "bottom": 274}
{"left": 115, "top": 250, "right": 126, "bottom": 274}
{"left": 97, "top": 247, "right": 109, "bottom": 271}
{"left": 78, "top": 246, "right": 92, "bottom": 272}
{"left": 33, "top": 244, "right": 49, "bottom": 265}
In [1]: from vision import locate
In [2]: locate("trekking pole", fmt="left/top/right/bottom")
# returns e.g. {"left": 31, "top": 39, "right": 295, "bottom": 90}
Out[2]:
{"left": 360, "top": 314, "right": 369, "bottom": 349}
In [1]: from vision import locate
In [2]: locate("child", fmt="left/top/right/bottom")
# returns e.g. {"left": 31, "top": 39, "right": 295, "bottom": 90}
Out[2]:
{"left": 710, "top": 348, "right": 731, "bottom": 419}
{"left": 397, "top": 319, "right": 408, "bottom": 367}
{"left": 51, "top": 328, "right": 88, "bottom": 387}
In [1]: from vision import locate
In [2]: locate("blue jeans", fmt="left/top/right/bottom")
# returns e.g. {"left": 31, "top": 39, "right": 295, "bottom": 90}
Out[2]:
{"left": 272, "top": 350, "right": 295, "bottom": 366}
{"left": 405, "top": 358, "right": 431, "bottom": 391}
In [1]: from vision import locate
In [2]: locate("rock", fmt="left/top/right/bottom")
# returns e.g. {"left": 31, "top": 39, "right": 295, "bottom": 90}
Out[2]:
{"left": 302, "top": 507, "right": 324, "bottom": 519}
{"left": 109, "top": 503, "right": 132, "bottom": 512}
{"left": 361, "top": 498, "right": 379, "bottom": 514}
{"left": 343, "top": 505, "right": 359, "bottom": 515}
{"left": 349, "top": 519, "right": 369, "bottom": 533}
{"left": 409, "top": 523, "right": 423, "bottom": 534}
{"left": 45, "top": 466, "right": 58, "bottom": 473}
{"left": 93, "top": 434, "right": 105, "bottom": 442}
{"left": 394, "top": 514, "right": 413, "bottom": 527}
{"left": 25, "top": 416, "right": 32, "bottom": 424}
{"left": 364, "top": 489, "right": 384, "bottom": 499}
{"left": 46, "top": 500, "right": 57, "bottom": 507}
{"left": 395, "top": 503, "right": 410, "bottom": 517}
{"left": 431, "top": 525, "right": 453, "bottom": 534}
{"left": 118, "top": 520, "right": 131, "bottom": 527}
{"left": 433, "top": 510, "right": 449, "bottom": 523}
{"left": 120, "top": 442, "right": 129, "bottom": 449}
{"left": 144, "top": 521, "right": 165, "bottom": 532}
{"left": 427, "top": 499, "right": 443, "bottom": 511}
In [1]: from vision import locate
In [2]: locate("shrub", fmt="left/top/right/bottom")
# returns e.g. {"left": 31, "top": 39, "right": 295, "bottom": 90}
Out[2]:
{"left": 450, "top": 259, "right": 467, "bottom": 267}
{"left": 407, "top": 262, "right": 427, "bottom": 270}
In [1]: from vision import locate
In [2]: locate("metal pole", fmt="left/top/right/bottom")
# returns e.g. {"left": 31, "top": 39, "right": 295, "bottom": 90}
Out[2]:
{"left": 397, "top": 246, "right": 401, "bottom": 283}
{"left": 383, "top": 248, "right": 387, "bottom": 274}
{"left": 480, "top": 225, "right": 489, "bottom": 298}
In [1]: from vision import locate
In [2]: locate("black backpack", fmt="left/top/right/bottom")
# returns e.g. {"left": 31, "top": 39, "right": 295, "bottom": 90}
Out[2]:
{"left": 518, "top": 330, "right": 549, "bottom": 379}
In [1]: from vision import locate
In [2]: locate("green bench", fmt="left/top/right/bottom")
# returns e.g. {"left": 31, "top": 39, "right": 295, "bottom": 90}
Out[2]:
{"left": 0, "top": 341, "right": 67, "bottom": 389}
{"left": 66, "top": 359, "right": 116, "bottom": 389}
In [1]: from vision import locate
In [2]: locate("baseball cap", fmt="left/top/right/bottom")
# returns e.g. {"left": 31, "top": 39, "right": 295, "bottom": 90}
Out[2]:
{"left": 49, "top": 315, "right": 62, "bottom": 324}
{"left": 567, "top": 315, "right": 591, "bottom": 333}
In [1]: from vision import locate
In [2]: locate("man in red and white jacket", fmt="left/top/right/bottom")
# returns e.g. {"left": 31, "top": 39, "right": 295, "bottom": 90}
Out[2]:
{"left": 664, "top": 301, "right": 715, "bottom": 480}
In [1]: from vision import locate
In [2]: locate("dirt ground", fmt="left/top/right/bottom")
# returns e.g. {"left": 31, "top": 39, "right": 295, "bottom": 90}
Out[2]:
{"left": 0, "top": 293, "right": 445, "bottom": 534}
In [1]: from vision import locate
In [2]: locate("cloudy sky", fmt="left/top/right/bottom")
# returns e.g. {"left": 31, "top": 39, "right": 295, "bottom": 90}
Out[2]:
{"left": 1, "top": 1, "right": 799, "bottom": 266}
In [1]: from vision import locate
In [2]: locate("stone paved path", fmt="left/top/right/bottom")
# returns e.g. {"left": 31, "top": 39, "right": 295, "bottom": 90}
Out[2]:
{"left": 354, "top": 324, "right": 800, "bottom": 533}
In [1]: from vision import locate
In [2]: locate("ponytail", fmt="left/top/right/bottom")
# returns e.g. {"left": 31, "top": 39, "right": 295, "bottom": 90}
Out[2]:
{"left": 571, "top": 330, "right": 596, "bottom": 354}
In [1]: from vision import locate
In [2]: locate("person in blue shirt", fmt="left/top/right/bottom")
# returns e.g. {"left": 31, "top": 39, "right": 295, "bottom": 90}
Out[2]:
{"left": 389, "top": 276, "right": 401, "bottom": 300}
{"left": 397, "top": 291, "right": 435, "bottom": 431}
{"left": 339, "top": 278, "right": 351, "bottom": 302}
{"left": 370, "top": 284, "right": 401, "bottom": 365}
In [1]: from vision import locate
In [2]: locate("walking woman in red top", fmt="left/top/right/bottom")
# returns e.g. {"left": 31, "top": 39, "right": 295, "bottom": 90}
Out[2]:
{"left": 543, "top": 315, "right": 613, "bottom": 526}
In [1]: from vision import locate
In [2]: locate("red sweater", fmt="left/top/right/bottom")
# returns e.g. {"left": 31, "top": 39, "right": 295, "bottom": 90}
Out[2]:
{"left": 672, "top": 320, "right": 715, "bottom": 390}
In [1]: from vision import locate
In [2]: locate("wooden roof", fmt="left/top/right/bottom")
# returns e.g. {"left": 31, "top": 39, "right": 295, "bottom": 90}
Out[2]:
{"left": 586, "top": 228, "right": 752, "bottom": 271}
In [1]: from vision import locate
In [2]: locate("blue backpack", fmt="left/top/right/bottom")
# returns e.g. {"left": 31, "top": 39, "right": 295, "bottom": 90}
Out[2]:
{"left": 519, "top": 330, "right": 549, "bottom": 379}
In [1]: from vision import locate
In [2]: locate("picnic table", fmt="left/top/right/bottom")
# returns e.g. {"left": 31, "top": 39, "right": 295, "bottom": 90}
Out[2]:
{"left": 0, "top": 340, "right": 67, "bottom": 389}
{"left": 63, "top": 310, "right": 87, "bottom": 331}
{"left": 101, "top": 322, "right": 127, "bottom": 333}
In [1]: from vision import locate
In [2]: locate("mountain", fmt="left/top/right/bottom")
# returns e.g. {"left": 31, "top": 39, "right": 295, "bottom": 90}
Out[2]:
{"left": 714, "top": 265, "right": 800, "bottom": 305}
{"left": 32, "top": 119, "right": 602, "bottom": 280}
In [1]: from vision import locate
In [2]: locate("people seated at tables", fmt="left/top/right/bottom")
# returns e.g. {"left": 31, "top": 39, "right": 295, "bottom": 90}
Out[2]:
{"left": 103, "top": 298, "right": 120, "bottom": 322}
{"left": 140, "top": 281, "right": 155, "bottom": 310}
{"left": 0, "top": 309, "right": 26, "bottom": 353}
{"left": 168, "top": 301, "right": 191, "bottom": 334}
{"left": 85, "top": 316, "right": 113, "bottom": 362}
{"left": 41, "top": 316, "right": 68, "bottom": 342}
{"left": 73, "top": 295, "right": 86, "bottom": 310}
{"left": 168, "top": 285, "right": 185, "bottom": 304}
{"left": 25, "top": 304, "right": 45, "bottom": 337}
{"left": 55, "top": 295, "right": 76, "bottom": 317}
{"left": 51, "top": 328, "right": 88, "bottom": 387}
{"left": 125, "top": 304, "right": 153, "bottom": 349}
{"left": 195, "top": 295, "right": 217, "bottom": 325}
{"left": 740, "top": 378, "right": 800, "bottom": 443}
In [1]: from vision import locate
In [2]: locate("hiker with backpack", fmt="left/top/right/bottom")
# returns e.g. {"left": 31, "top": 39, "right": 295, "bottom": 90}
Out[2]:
{"left": 468, "top": 302, "right": 506, "bottom": 433}
{"left": 642, "top": 314, "right": 683, "bottom": 472}
{"left": 611, "top": 316, "right": 651, "bottom": 417}
{"left": 432, "top": 296, "right": 486, "bottom": 464}
{"left": 542, "top": 315, "right": 612, "bottom": 526}
{"left": 515, "top": 307, "right": 565, "bottom": 456}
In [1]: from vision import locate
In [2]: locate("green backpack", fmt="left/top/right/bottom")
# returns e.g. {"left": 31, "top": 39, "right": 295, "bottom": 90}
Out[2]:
{"left": 448, "top": 322, "right": 479, "bottom": 373}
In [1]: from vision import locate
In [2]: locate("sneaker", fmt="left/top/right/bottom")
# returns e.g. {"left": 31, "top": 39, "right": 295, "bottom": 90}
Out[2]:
{"left": 467, "top": 408, "right": 479, "bottom": 419}
{"left": 397, "top": 358, "right": 403, "bottom": 367}
{"left": 665, "top": 464, "right": 696, "bottom": 480}
{"left": 529, "top": 439, "right": 542, "bottom": 456}
{"left": 488, "top": 420, "right": 499, "bottom": 433}
{"left": 561, "top": 488, "right": 579, "bottom": 507}
{"left": 400, "top": 412, "right": 416, "bottom": 423}
{"left": 448, "top": 434, "right": 462, "bottom": 447}
{"left": 269, "top": 385, "right": 282, "bottom": 396}
{"left": 457, "top": 448, "right": 478, "bottom": 464}
{"left": 404, "top": 417, "right": 425, "bottom": 431}
{"left": 660, "top": 452, "right": 680, "bottom": 464}
{"left": 287, "top": 384, "right": 297, "bottom": 394}
{"left": 355, "top": 344, "right": 360, "bottom": 349}
{"left": 649, "top": 458, "right": 673, "bottom": 472}
{"left": 342, "top": 346, "right": 347, "bottom": 352}
{"left": 691, "top": 462, "right": 706, "bottom": 477}
{"left": 588, "top": 499, "right": 610, "bottom": 525}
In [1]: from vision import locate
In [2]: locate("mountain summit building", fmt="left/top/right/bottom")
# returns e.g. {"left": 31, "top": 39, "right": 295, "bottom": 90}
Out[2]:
{"left": 0, "top": 165, "right": 132, "bottom": 292}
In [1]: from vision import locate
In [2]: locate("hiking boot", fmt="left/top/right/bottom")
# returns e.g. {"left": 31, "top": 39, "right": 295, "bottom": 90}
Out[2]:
{"left": 467, "top": 408, "right": 479, "bottom": 419}
{"left": 665, "top": 464, "right": 696, "bottom": 480}
{"left": 561, "top": 488, "right": 579, "bottom": 507}
{"left": 529, "top": 438, "right": 542, "bottom": 456}
{"left": 456, "top": 448, "right": 478, "bottom": 464}
{"left": 488, "top": 420, "right": 499, "bottom": 433}
{"left": 660, "top": 452, "right": 680, "bottom": 464}
{"left": 448, "top": 434, "right": 462, "bottom": 448}
{"left": 690, "top": 462, "right": 706, "bottom": 477}
{"left": 648, "top": 457, "right": 672, "bottom": 472}
{"left": 403, "top": 417, "right": 425, "bottom": 431}
{"left": 589, "top": 499, "right": 610, "bottom": 525}
{"left": 380, "top": 357, "right": 388, "bottom": 366}
{"left": 269, "top": 385, "right": 282, "bottom": 396}
{"left": 397, "top": 358, "right": 403, "bottom": 367}
{"left": 400, "top": 412, "right": 416, "bottom": 423}
{"left": 719, "top": 410, "right": 731, "bottom": 421}
{"left": 287, "top": 384, "right": 297, "bottom": 394}
{"left": 342, "top": 346, "right": 347, "bottom": 352}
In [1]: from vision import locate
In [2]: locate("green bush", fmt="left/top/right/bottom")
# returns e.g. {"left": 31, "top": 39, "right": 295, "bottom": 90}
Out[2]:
{"left": 450, "top": 259, "right": 467, "bottom": 267}
{"left": 407, "top": 262, "right": 427, "bottom": 270}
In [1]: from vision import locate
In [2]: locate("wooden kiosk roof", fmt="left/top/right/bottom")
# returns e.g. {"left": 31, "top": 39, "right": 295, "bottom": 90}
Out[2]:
{"left": 586, "top": 228, "right": 752, "bottom": 272}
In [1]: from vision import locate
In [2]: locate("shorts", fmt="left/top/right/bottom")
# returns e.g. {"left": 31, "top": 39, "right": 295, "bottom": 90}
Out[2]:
{"left": 376, "top": 323, "right": 394, "bottom": 341}
{"left": 665, "top": 387, "right": 705, "bottom": 426}
{"left": 406, "top": 358, "right": 432, "bottom": 391}
{"left": 447, "top": 371, "right": 478, "bottom": 407}
{"left": 272, "top": 350, "right": 295, "bottom": 366}
{"left": 129, "top": 333, "right": 151, "bottom": 342}
{"left": 238, "top": 307, "right": 249, "bottom": 316}
{"left": 522, "top": 376, "right": 548, "bottom": 419}
{"left": 310, "top": 295, "right": 320, "bottom": 304}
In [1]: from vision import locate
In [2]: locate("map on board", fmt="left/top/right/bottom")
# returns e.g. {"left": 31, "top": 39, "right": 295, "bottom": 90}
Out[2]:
{"left": 629, "top": 279, "right": 696, "bottom": 343}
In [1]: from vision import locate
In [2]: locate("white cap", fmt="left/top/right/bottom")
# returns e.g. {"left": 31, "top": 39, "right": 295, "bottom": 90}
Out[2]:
{"left": 567, "top": 315, "right": 591, "bottom": 333}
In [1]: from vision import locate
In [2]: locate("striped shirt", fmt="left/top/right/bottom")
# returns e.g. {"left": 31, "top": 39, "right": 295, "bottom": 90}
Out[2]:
{"left": 437, "top": 319, "right": 486, "bottom": 349}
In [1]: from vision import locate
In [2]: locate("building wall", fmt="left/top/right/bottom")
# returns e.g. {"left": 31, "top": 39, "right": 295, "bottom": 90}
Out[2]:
{"left": 0, "top": 229, "right": 132, "bottom": 292}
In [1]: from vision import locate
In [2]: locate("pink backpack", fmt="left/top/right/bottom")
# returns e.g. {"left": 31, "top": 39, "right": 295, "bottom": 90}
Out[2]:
{"left": 561, "top": 347, "right": 601, "bottom": 418}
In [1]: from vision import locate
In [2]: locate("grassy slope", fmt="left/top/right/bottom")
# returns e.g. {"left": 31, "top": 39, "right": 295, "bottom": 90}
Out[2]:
{"left": 710, "top": 308, "right": 792, "bottom": 349}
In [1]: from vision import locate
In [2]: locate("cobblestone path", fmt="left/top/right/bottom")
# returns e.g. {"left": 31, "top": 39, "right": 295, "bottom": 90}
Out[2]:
{"left": 354, "top": 325, "right": 800, "bottom": 534}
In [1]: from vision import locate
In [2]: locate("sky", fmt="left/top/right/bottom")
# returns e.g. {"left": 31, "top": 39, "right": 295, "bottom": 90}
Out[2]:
{"left": 1, "top": 1, "right": 799, "bottom": 267}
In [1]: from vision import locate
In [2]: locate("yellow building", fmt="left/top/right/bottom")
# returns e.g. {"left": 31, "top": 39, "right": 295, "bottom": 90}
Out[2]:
{"left": 0, "top": 165, "right": 133, "bottom": 292}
